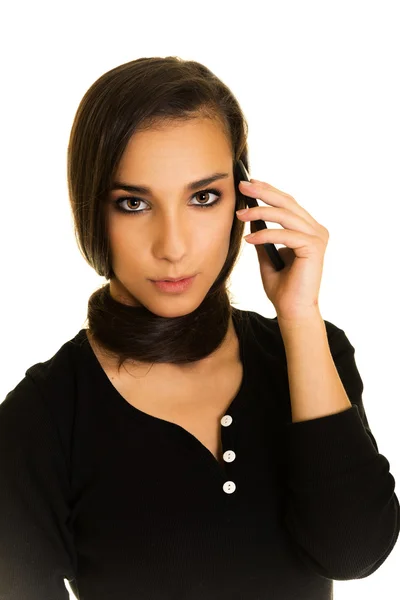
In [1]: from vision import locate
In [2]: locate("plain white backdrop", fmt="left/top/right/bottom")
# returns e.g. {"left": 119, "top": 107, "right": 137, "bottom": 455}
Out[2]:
{"left": 1, "top": 1, "right": 399, "bottom": 598}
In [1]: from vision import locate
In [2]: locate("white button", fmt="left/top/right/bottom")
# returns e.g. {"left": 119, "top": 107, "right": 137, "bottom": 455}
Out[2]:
{"left": 223, "top": 450, "right": 236, "bottom": 462}
{"left": 223, "top": 481, "right": 236, "bottom": 494}
{"left": 221, "top": 415, "right": 233, "bottom": 426}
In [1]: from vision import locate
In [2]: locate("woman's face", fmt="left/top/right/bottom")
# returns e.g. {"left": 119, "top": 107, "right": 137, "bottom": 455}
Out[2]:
{"left": 106, "top": 118, "right": 237, "bottom": 319}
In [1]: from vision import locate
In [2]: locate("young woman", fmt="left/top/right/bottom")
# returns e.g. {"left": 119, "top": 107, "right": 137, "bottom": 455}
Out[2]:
{"left": 1, "top": 55, "right": 398, "bottom": 600}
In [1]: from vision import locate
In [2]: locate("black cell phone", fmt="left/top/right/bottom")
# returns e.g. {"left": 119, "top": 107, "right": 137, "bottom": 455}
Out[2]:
{"left": 235, "top": 160, "right": 285, "bottom": 271}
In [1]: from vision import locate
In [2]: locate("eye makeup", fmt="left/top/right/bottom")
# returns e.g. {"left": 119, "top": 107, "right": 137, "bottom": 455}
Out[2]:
{"left": 113, "top": 187, "right": 224, "bottom": 216}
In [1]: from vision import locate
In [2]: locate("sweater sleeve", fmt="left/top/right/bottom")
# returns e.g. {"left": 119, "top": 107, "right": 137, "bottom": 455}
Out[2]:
{"left": 0, "top": 375, "right": 78, "bottom": 600}
{"left": 282, "top": 325, "right": 400, "bottom": 581}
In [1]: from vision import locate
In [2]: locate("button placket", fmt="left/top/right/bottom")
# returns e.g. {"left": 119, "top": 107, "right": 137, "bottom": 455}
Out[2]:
{"left": 220, "top": 413, "right": 237, "bottom": 493}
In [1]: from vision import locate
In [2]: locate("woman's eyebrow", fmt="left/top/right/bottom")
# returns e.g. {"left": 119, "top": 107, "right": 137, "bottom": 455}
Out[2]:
{"left": 111, "top": 172, "right": 230, "bottom": 194}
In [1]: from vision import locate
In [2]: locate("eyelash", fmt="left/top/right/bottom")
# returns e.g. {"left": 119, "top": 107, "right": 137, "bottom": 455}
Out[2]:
{"left": 114, "top": 188, "right": 223, "bottom": 215}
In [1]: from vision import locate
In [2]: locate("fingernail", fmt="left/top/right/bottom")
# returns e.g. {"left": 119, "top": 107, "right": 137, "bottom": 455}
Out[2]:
{"left": 240, "top": 180, "right": 253, "bottom": 186}
{"left": 236, "top": 209, "right": 248, "bottom": 215}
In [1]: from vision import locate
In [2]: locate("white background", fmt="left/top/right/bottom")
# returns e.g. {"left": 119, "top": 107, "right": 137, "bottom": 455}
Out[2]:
{"left": 1, "top": 1, "right": 399, "bottom": 598}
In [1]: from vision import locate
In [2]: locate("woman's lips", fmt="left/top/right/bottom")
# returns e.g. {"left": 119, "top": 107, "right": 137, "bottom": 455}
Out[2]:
{"left": 151, "top": 275, "right": 196, "bottom": 293}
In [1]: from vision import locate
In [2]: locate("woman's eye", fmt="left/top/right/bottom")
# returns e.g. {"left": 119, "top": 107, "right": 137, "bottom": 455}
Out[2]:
{"left": 116, "top": 197, "right": 144, "bottom": 213}
{"left": 114, "top": 188, "right": 223, "bottom": 215}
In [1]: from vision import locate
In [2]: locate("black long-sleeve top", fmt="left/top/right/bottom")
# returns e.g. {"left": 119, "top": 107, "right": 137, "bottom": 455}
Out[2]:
{"left": 0, "top": 307, "right": 399, "bottom": 599}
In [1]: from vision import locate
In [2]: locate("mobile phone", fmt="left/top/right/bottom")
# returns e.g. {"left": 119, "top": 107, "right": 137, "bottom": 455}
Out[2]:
{"left": 235, "top": 160, "right": 285, "bottom": 271}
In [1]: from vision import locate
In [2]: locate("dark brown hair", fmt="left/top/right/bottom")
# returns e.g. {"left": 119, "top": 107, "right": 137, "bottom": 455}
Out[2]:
{"left": 67, "top": 56, "right": 253, "bottom": 373}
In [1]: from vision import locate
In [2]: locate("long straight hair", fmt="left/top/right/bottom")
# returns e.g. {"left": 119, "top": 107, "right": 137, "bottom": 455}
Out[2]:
{"left": 67, "top": 56, "right": 252, "bottom": 373}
